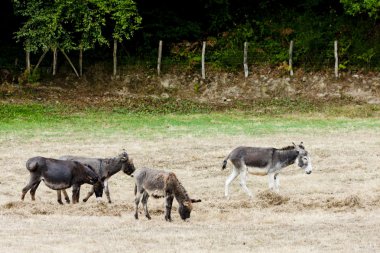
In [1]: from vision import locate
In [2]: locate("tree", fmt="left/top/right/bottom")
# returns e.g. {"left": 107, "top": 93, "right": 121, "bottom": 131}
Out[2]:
{"left": 14, "top": 0, "right": 71, "bottom": 74}
{"left": 14, "top": 0, "right": 141, "bottom": 77}
{"left": 91, "top": 0, "right": 142, "bottom": 76}
{"left": 60, "top": 0, "right": 108, "bottom": 76}
{"left": 340, "top": 0, "right": 380, "bottom": 19}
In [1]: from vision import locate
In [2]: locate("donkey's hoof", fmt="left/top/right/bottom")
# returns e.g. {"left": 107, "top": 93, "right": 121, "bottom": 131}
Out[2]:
{"left": 65, "top": 199, "right": 70, "bottom": 204}
{"left": 58, "top": 200, "right": 64, "bottom": 205}
{"left": 134, "top": 213, "right": 139, "bottom": 220}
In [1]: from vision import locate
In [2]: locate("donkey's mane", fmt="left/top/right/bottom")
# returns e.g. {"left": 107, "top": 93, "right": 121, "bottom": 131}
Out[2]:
{"left": 104, "top": 155, "right": 123, "bottom": 166}
{"left": 171, "top": 174, "right": 191, "bottom": 202}
{"left": 278, "top": 145, "right": 295, "bottom": 151}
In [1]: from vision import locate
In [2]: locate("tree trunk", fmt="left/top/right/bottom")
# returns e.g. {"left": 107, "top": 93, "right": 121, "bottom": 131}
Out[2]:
{"left": 52, "top": 47, "right": 57, "bottom": 76}
{"left": 113, "top": 39, "right": 117, "bottom": 77}
{"left": 26, "top": 50, "right": 31, "bottom": 73}
{"left": 60, "top": 49, "right": 79, "bottom": 77}
{"left": 25, "top": 40, "right": 31, "bottom": 73}
{"left": 33, "top": 49, "right": 48, "bottom": 72}
{"left": 79, "top": 46, "right": 83, "bottom": 77}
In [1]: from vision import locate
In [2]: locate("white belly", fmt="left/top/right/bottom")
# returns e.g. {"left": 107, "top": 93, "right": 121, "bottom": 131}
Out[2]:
{"left": 247, "top": 167, "right": 268, "bottom": 176}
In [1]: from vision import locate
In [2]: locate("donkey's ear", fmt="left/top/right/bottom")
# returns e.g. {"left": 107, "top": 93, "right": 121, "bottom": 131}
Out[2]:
{"left": 292, "top": 142, "right": 297, "bottom": 147}
{"left": 191, "top": 199, "right": 201, "bottom": 203}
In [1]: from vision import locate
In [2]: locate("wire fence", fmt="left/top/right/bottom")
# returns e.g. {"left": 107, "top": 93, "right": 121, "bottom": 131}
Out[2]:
{"left": 119, "top": 40, "right": 344, "bottom": 78}
{"left": 1, "top": 38, "right": 378, "bottom": 82}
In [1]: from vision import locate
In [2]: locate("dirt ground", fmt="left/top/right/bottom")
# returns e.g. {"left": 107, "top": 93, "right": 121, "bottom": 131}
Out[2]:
{"left": 0, "top": 130, "right": 379, "bottom": 253}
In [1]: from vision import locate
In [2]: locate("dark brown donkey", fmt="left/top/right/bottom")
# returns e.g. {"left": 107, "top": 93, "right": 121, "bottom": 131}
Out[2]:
{"left": 59, "top": 151, "right": 135, "bottom": 203}
{"left": 21, "top": 156, "right": 103, "bottom": 204}
{"left": 134, "top": 168, "right": 201, "bottom": 222}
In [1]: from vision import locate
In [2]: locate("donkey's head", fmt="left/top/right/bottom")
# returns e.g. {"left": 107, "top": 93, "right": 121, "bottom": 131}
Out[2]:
{"left": 293, "top": 142, "right": 312, "bottom": 174}
{"left": 179, "top": 199, "right": 201, "bottom": 221}
{"left": 119, "top": 151, "right": 136, "bottom": 176}
{"left": 84, "top": 164, "right": 104, "bottom": 198}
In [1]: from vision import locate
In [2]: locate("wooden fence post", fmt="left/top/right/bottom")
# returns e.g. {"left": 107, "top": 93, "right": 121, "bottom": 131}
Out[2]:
{"left": 157, "top": 40, "right": 163, "bottom": 76}
{"left": 244, "top": 42, "right": 248, "bottom": 78}
{"left": 113, "top": 39, "right": 117, "bottom": 77}
{"left": 334, "top": 40, "right": 339, "bottom": 78}
{"left": 202, "top": 41, "right": 206, "bottom": 79}
{"left": 289, "top": 40, "right": 294, "bottom": 76}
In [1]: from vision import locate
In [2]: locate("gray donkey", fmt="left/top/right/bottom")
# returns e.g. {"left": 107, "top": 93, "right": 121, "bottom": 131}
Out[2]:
{"left": 21, "top": 157, "right": 103, "bottom": 204}
{"left": 222, "top": 142, "right": 312, "bottom": 198}
{"left": 58, "top": 151, "right": 135, "bottom": 203}
{"left": 134, "top": 168, "right": 201, "bottom": 221}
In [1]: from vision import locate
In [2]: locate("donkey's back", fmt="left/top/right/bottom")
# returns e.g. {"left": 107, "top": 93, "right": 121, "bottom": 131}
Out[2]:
{"left": 223, "top": 146, "right": 275, "bottom": 169}
{"left": 59, "top": 156, "right": 102, "bottom": 174}
{"left": 134, "top": 168, "right": 168, "bottom": 193}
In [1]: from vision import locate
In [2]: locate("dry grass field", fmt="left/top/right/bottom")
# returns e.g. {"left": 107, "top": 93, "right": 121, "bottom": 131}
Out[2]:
{"left": 0, "top": 129, "right": 379, "bottom": 253}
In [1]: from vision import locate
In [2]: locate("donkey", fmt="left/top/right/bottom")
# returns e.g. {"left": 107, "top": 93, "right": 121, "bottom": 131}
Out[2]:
{"left": 21, "top": 156, "right": 103, "bottom": 204}
{"left": 59, "top": 151, "right": 135, "bottom": 203}
{"left": 133, "top": 168, "right": 201, "bottom": 221}
{"left": 222, "top": 142, "right": 312, "bottom": 198}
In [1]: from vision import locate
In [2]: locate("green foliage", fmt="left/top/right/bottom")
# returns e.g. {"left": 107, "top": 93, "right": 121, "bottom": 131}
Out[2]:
{"left": 14, "top": 0, "right": 70, "bottom": 52}
{"left": 8, "top": 0, "right": 380, "bottom": 72}
{"left": 13, "top": 0, "right": 141, "bottom": 52}
{"left": 91, "top": 0, "right": 142, "bottom": 42}
{"left": 61, "top": 0, "right": 108, "bottom": 50}
{"left": 340, "top": 0, "right": 380, "bottom": 19}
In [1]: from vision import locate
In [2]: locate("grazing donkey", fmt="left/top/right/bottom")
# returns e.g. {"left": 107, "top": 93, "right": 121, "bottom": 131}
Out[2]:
{"left": 59, "top": 151, "right": 135, "bottom": 203}
{"left": 21, "top": 156, "right": 103, "bottom": 204}
{"left": 222, "top": 142, "right": 312, "bottom": 198}
{"left": 134, "top": 168, "right": 201, "bottom": 221}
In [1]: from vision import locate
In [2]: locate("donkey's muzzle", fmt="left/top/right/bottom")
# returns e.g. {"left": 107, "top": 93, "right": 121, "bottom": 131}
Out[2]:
{"left": 306, "top": 171, "right": 312, "bottom": 174}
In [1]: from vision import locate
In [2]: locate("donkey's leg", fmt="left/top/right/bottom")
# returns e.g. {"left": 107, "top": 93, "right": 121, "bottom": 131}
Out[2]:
{"left": 82, "top": 186, "right": 95, "bottom": 202}
{"left": 240, "top": 167, "right": 253, "bottom": 198}
{"left": 57, "top": 190, "right": 63, "bottom": 205}
{"left": 72, "top": 185, "right": 80, "bottom": 204}
{"left": 62, "top": 189, "right": 70, "bottom": 203}
{"left": 268, "top": 173, "right": 275, "bottom": 191}
{"left": 134, "top": 189, "right": 143, "bottom": 220}
{"left": 164, "top": 194, "right": 174, "bottom": 222}
{"left": 225, "top": 166, "right": 239, "bottom": 198}
{"left": 104, "top": 179, "right": 112, "bottom": 203}
{"left": 141, "top": 192, "right": 151, "bottom": 220}
{"left": 21, "top": 175, "right": 40, "bottom": 200}
{"left": 29, "top": 180, "right": 41, "bottom": 201}
{"left": 274, "top": 173, "right": 280, "bottom": 192}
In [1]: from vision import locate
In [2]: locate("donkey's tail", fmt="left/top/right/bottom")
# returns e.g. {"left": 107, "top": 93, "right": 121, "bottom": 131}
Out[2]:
{"left": 222, "top": 154, "right": 230, "bottom": 170}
